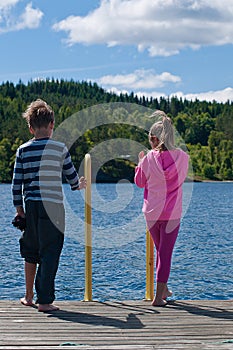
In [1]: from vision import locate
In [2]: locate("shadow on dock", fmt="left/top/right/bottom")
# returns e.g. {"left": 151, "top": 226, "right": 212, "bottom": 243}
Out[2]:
{"left": 170, "top": 300, "right": 233, "bottom": 320}
{"left": 47, "top": 309, "right": 144, "bottom": 329}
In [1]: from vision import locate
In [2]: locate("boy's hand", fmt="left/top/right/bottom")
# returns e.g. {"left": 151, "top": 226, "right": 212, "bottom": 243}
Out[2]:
{"left": 78, "top": 176, "right": 87, "bottom": 190}
{"left": 16, "top": 206, "right": 25, "bottom": 218}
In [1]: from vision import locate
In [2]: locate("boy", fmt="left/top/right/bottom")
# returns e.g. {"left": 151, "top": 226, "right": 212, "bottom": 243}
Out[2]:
{"left": 12, "top": 99, "right": 86, "bottom": 312}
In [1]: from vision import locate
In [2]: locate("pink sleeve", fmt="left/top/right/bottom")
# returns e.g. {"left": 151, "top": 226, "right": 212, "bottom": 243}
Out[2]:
{"left": 134, "top": 165, "right": 147, "bottom": 188}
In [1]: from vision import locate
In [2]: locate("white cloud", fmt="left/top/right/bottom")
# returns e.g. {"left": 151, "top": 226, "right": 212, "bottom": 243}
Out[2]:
{"left": 0, "top": 1, "right": 43, "bottom": 33}
{"left": 171, "top": 87, "right": 233, "bottom": 103}
{"left": 14, "top": 3, "right": 43, "bottom": 30}
{"left": 53, "top": 0, "right": 233, "bottom": 56}
{"left": 106, "top": 86, "right": 168, "bottom": 100}
{"left": 0, "top": 0, "right": 19, "bottom": 9}
{"left": 96, "top": 68, "right": 233, "bottom": 102}
{"left": 106, "top": 86, "right": 233, "bottom": 103}
{"left": 0, "top": 0, "right": 19, "bottom": 25}
{"left": 108, "top": 86, "right": 130, "bottom": 96}
{"left": 98, "top": 69, "right": 181, "bottom": 89}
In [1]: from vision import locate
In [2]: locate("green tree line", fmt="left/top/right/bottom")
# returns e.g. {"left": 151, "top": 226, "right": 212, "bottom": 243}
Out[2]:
{"left": 0, "top": 79, "right": 232, "bottom": 182}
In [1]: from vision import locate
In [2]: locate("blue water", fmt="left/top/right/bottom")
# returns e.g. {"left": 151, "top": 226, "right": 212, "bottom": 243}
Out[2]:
{"left": 0, "top": 182, "right": 233, "bottom": 301}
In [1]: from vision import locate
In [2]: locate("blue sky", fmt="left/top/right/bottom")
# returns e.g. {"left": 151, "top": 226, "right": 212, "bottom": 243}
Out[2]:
{"left": 0, "top": 0, "right": 233, "bottom": 102}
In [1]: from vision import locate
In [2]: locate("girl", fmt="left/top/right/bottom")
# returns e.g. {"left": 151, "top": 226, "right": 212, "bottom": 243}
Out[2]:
{"left": 134, "top": 111, "right": 189, "bottom": 306}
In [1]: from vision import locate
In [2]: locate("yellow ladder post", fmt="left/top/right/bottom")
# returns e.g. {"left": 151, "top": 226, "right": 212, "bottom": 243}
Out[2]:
{"left": 84, "top": 153, "right": 92, "bottom": 301}
{"left": 145, "top": 227, "right": 154, "bottom": 301}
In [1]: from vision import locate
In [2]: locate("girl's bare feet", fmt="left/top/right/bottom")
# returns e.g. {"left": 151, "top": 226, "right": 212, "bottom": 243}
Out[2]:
{"left": 163, "top": 288, "right": 173, "bottom": 300}
{"left": 151, "top": 297, "right": 167, "bottom": 307}
{"left": 152, "top": 282, "right": 167, "bottom": 306}
{"left": 38, "top": 304, "right": 59, "bottom": 312}
{"left": 20, "top": 297, "right": 34, "bottom": 306}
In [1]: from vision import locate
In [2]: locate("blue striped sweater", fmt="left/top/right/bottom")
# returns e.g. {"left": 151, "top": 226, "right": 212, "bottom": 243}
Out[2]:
{"left": 12, "top": 137, "right": 80, "bottom": 207}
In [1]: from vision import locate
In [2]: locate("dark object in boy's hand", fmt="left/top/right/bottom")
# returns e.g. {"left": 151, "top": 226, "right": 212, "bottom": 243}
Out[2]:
{"left": 12, "top": 215, "right": 26, "bottom": 231}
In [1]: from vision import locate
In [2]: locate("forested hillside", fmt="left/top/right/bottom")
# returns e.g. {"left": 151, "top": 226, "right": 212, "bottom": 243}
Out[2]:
{"left": 0, "top": 79, "right": 233, "bottom": 182}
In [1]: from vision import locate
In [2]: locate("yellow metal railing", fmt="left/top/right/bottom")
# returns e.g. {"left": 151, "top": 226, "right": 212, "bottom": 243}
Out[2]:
{"left": 83, "top": 153, "right": 154, "bottom": 301}
{"left": 145, "top": 227, "right": 154, "bottom": 301}
{"left": 84, "top": 153, "right": 92, "bottom": 301}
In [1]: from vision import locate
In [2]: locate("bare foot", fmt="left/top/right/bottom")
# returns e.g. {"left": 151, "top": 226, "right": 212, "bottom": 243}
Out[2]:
{"left": 38, "top": 304, "right": 60, "bottom": 312}
{"left": 163, "top": 289, "right": 173, "bottom": 300}
{"left": 20, "top": 297, "right": 34, "bottom": 306}
{"left": 151, "top": 297, "right": 167, "bottom": 307}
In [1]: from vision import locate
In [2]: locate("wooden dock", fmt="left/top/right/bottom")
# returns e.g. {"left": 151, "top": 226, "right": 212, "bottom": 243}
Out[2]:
{"left": 0, "top": 300, "right": 233, "bottom": 349}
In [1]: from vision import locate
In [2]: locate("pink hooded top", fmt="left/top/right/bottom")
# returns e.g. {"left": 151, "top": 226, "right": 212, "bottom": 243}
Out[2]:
{"left": 134, "top": 149, "right": 189, "bottom": 222}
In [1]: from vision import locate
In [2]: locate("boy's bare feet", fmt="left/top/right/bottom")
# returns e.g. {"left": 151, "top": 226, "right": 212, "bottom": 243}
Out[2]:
{"left": 20, "top": 297, "right": 34, "bottom": 306}
{"left": 38, "top": 304, "right": 60, "bottom": 312}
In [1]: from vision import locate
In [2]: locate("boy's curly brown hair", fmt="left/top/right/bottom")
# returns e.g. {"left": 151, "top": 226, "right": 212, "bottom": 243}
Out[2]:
{"left": 23, "top": 99, "right": 54, "bottom": 129}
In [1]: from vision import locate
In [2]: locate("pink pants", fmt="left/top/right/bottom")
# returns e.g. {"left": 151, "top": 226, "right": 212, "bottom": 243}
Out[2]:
{"left": 147, "top": 220, "right": 180, "bottom": 283}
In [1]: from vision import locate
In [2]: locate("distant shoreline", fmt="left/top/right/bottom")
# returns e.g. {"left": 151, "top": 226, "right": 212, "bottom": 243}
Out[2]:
{"left": 2, "top": 179, "right": 233, "bottom": 185}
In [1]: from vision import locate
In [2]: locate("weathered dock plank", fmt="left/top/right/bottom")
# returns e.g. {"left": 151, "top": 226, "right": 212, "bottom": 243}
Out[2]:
{"left": 0, "top": 300, "right": 232, "bottom": 349}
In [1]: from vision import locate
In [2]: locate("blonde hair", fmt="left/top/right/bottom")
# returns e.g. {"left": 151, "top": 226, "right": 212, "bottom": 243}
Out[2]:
{"left": 149, "top": 110, "right": 175, "bottom": 152}
{"left": 23, "top": 99, "right": 54, "bottom": 129}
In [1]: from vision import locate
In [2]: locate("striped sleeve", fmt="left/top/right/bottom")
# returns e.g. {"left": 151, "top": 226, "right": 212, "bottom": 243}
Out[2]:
{"left": 62, "top": 146, "right": 80, "bottom": 190}
{"left": 12, "top": 148, "right": 24, "bottom": 207}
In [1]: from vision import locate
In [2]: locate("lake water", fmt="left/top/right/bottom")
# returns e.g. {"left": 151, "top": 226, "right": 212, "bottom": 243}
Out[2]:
{"left": 0, "top": 182, "right": 233, "bottom": 301}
